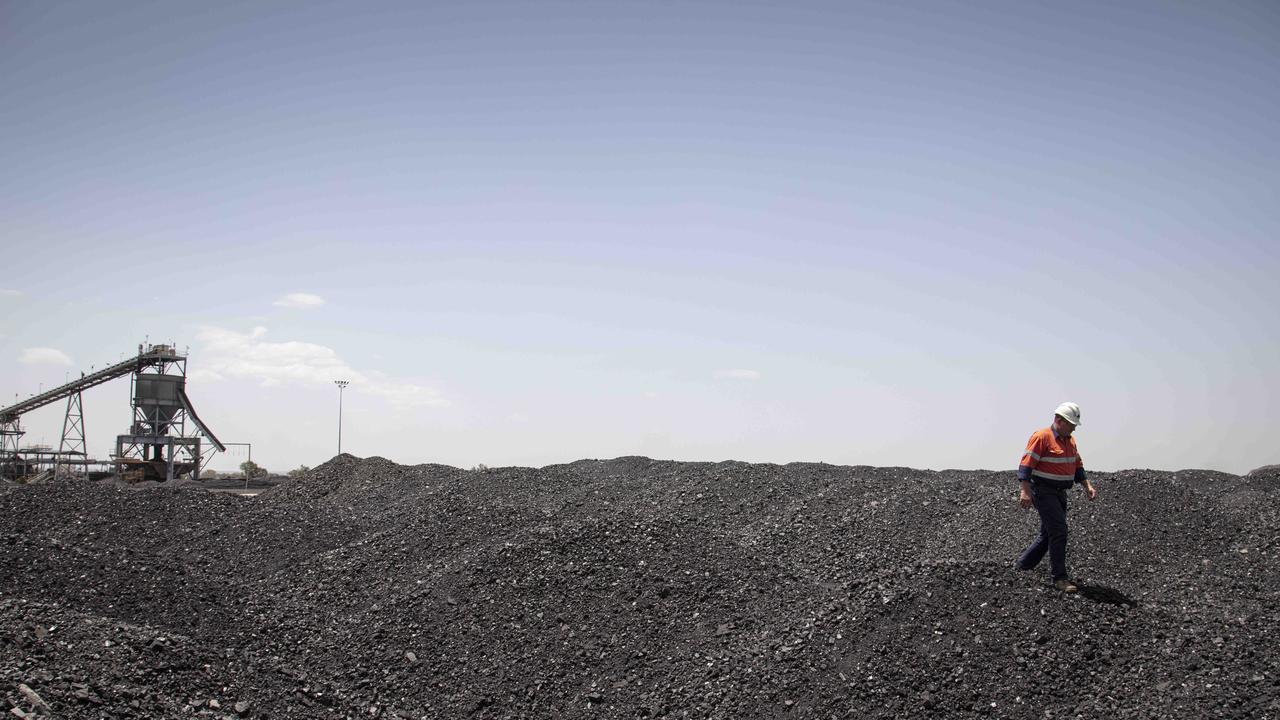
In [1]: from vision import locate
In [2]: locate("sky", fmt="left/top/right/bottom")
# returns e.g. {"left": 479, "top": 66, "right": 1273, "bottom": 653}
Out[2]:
{"left": 2, "top": 0, "right": 1277, "bottom": 475}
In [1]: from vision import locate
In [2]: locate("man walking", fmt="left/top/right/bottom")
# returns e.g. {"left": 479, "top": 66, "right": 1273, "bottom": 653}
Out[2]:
{"left": 1016, "top": 402, "right": 1097, "bottom": 592}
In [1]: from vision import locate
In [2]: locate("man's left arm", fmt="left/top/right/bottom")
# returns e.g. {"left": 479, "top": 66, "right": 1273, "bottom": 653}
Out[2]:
{"left": 1075, "top": 466, "right": 1095, "bottom": 499}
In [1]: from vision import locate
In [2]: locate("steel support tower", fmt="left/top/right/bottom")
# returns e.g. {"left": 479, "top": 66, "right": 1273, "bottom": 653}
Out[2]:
{"left": 114, "top": 345, "right": 224, "bottom": 482}
{"left": 57, "top": 389, "right": 88, "bottom": 480}
{"left": 0, "top": 416, "right": 27, "bottom": 480}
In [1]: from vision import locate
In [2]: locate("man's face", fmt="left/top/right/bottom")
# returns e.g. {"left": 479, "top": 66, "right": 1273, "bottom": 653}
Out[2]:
{"left": 1054, "top": 415, "right": 1077, "bottom": 437}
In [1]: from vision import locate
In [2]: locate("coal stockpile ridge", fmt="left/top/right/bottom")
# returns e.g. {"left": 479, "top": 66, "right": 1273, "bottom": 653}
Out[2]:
{"left": 2, "top": 458, "right": 1278, "bottom": 719}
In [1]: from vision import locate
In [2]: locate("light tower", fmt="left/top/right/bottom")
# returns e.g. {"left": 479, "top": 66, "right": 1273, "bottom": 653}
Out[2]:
{"left": 334, "top": 380, "right": 349, "bottom": 455}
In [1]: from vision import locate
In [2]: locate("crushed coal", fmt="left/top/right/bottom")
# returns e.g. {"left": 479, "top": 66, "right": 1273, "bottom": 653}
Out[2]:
{"left": 2, "top": 455, "right": 1277, "bottom": 719}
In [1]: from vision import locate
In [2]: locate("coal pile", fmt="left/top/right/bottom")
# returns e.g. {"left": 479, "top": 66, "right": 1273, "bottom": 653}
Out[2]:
{"left": 2, "top": 456, "right": 1277, "bottom": 719}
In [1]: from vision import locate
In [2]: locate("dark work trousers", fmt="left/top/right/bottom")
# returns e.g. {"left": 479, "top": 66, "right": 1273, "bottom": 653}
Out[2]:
{"left": 1018, "top": 485, "right": 1069, "bottom": 581}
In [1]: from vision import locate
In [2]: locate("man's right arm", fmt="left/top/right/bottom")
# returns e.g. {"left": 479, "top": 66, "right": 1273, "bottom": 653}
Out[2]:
{"left": 1017, "top": 432, "right": 1039, "bottom": 509}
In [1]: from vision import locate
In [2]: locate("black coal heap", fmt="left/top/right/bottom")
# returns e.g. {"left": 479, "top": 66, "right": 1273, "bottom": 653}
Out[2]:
{"left": 2, "top": 457, "right": 1277, "bottom": 719}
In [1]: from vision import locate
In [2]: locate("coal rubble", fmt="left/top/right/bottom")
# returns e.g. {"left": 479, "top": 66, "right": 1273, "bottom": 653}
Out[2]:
{"left": 2, "top": 456, "right": 1278, "bottom": 719}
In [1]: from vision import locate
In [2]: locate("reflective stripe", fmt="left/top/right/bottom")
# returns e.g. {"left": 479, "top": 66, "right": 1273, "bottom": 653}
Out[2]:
{"left": 1032, "top": 468, "right": 1075, "bottom": 481}
{"left": 1024, "top": 451, "right": 1076, "bottom": 464}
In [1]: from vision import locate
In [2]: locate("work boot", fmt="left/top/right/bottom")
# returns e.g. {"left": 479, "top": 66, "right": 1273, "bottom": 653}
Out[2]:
{"left": 1054, "top": 579, "right": 1078, "bottom": 593}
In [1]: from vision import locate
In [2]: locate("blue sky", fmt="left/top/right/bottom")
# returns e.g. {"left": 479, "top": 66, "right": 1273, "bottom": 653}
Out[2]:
{"left": 2, "top": 0, "right": 1277, "bottom": 474}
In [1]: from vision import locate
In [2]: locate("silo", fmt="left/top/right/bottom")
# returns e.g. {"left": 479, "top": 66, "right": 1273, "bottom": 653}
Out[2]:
{"left": 133, "top": 374, "right": 185, "bottom": 436}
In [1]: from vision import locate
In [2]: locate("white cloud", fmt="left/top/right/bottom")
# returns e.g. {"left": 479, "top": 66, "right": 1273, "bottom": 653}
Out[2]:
{"left": 186, "top": 368, "right": 226, "bottom": 383}
{"left": 19, "top": 347, "right": 73, "bottom": 366}
{"left": 193, "top": 326, "right": 449, "bottom": 407}
{"left": 273, "top": 293, "right": 326, "bottom": 309}
{"left": 714, "top": 368, "right": 762, "bottom": 381}
{"left": 0, "top": 289, "right": 23, "bottom": 297}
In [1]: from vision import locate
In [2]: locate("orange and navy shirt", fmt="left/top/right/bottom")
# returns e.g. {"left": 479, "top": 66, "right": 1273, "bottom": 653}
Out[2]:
{"left": 1017, "top": 427, "right": 1086, "bottom": 488}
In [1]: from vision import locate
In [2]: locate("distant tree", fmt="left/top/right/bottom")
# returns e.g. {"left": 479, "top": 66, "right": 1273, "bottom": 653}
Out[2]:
{"left": 471, "top": 463, "right": 489, "bottom": 472}
{"left": 287, "top": 464, "right": 311, "bottom": 479}
{"left": 203, "top": 469, "right": 220, "bottom": 479}
{"left": 239, "top": 460, "right": 266, "bottom": 479}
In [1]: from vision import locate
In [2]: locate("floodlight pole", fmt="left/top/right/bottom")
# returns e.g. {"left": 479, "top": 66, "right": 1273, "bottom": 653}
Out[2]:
{"left": 334, "top": 380, "right": 349, "bottom": 455}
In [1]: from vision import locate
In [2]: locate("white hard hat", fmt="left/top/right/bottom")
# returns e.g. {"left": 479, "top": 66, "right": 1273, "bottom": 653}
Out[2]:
{"left": 1054, "top": 401, "right": 1082, "bottom": 427}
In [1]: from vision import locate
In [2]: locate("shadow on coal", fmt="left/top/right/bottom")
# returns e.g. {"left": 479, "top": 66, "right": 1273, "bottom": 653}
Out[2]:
{"left": 1076, "top": 583, "right": 1137, "bottom": 607}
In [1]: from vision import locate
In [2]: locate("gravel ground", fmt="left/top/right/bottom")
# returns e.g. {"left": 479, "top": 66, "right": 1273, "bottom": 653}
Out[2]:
{"left": 2, "top": 455, "right": 1277, "bottom": 719}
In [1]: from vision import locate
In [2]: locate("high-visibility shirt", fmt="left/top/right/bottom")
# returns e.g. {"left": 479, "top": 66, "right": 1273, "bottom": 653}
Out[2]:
{"left": 1018, "top": 427, "right": 1085, "bottom": 488}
